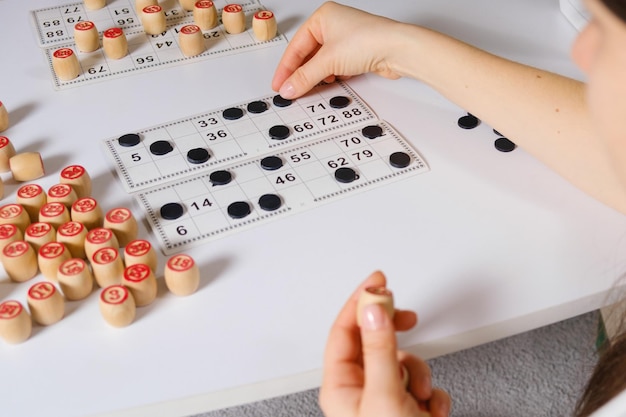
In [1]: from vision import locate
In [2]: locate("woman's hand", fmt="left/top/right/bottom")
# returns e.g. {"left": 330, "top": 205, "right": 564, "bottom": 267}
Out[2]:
{"left": 272, "top": 2, "right": 404, "bottom": 99}
{"left": 319, "top": 270, "right": 451, "bottom": 417}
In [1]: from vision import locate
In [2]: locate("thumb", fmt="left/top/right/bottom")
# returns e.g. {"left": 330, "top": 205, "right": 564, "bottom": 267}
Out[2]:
{"left": 360, "top": 303, "right": 402, "bottom": 395}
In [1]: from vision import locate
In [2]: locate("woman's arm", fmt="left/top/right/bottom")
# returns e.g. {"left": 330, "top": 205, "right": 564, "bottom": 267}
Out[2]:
{"left": 273, "top": 2, "right": 626, "bottom": 213}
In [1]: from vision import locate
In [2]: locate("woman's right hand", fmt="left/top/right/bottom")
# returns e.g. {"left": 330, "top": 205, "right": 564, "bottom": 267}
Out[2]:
{"left": 271, "top": 2, "right": 406, "bottom": 99}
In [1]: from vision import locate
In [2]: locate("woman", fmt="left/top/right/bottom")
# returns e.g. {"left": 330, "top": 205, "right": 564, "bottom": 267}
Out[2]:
{"left": 272, "top": 1, "right": 626, "bottom": 416}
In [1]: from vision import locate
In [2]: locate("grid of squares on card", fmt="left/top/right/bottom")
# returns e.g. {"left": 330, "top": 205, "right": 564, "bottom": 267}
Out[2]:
{"left": 32, "top": 0, "right": 260, "bottom": 47}
{"left": 137, "top": 120, "right": 429, "bottom": 254}
{"left": 37, "top": 2, "right": 286, "bottom": 89}
{"left": 103, "top": 82, "right": 378, "bottom": 193}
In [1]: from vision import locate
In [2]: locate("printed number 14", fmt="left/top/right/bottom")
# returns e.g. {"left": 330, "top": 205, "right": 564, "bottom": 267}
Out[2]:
{"left": 191, "top": 198, "right": 213, "bottom": 210}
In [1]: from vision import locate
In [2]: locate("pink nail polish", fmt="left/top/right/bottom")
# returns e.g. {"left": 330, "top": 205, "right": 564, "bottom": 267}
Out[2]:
{"left": 361, "top": 303, "right": 388, "bottom": 330}
{"left": 279, "top": 82, "right": 295, "bottom": 99}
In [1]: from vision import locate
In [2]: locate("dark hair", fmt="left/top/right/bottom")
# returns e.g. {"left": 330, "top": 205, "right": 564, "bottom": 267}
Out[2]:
{"left": 573, "top": 298, "right": 626, "bottom": 417}
{"left": 574, "top": 330, "right": 626, "bottom": 416}
{"left": 601, "top": 0, "right": 626, "bottom": 22}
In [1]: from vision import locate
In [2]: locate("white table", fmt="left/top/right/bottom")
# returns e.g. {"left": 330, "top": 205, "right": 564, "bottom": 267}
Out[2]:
{"left": 1, "top": 0, "right": 624, "bottom": 416}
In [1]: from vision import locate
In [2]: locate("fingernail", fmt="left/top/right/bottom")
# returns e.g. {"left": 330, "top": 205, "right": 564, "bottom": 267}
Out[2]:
{"left": 438, "top": 398, "right": 451, "bottom": 415}
{"left": 279, "top": 81, "right": 295, "bottom": 99}
{"left": 400, "top": 364, "right": 410, "bottom": 388}
{"left": 361, "top": 303, "right": 389, "bottom": 331}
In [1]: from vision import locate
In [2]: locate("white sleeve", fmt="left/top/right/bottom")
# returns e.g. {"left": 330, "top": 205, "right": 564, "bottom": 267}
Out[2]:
{"left": 589, "top": 389, "right": 626, "bottom": 417}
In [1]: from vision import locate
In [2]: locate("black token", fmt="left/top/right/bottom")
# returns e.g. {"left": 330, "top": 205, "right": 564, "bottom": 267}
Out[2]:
{"left": 457, "top": 114, "right": 480, "bottom": 129}
{"left": 118, "top": 133, "right": 140, "bottom": 147}
{"left": 494, "top": 137, "right": 516, "bottom": 152}
{"left": 362, "top": 125, "right": 383, "bottom": 139}
{"left": 258, "top": 194, "right": 282, "bottom": 211}
{"left": 329, "top": 96, "right": 350, "bottom": 109}
{"left": 269, "top": 125, "right": 290, "bottom": 140}
{"left": 209, "top": 170, "right": 232, "bottom": 185}
{"left": 247, "top": 101, "right": 268, "bottom": 114}
{"left": 227, "top": 201, "right": 251, "bottom": 219}
{"left": 389, "top": 152, "right": 411, "bottom": 168}
{"left": 272, "top": 95, "right": 293, "bottom": 107}
{"left": 260, "top": 156, "right": 283, "bottom": 171}
{"left": 160, "top": 202, "right": 184, "bottom": 220}
{"left": 222, "top": 107, "right": 244, "bottom": 120}
{"left": 334, "top": 167, "right": 357, "bottom": 183}
{"left": 149, "top": 140, "right": 173, "bottom": 155}
{"left": 187, "top": 148, "right": 210, "bottom": 164}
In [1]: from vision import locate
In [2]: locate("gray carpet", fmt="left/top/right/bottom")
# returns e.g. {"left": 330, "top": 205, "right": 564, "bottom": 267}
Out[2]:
{"left": 193, "top": 311, "right": 599, "bottom": 417}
